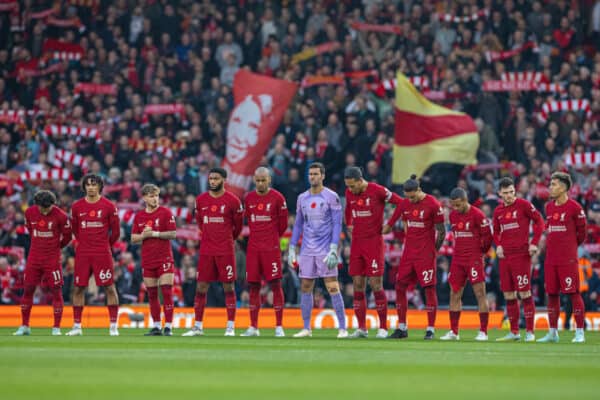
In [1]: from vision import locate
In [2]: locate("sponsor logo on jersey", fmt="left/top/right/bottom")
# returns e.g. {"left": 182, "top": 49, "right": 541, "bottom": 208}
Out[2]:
{"left": 501, "top": 222, "right": 519, "bottom": 231}
{"left": 407, "top": 221, "right": 425, "bottom": 228}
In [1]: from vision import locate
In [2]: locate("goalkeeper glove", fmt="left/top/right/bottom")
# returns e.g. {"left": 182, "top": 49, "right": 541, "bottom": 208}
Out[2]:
{"left": 288, "top": 245, "right": 298, "bottom": 268}
{"left": 323, "top": 244, "right": 339, "bottom": 270}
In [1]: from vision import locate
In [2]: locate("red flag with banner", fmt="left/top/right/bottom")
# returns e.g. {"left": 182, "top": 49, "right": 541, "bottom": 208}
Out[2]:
{"left": 223, "top": 70, "right": 298, "bottom": 198}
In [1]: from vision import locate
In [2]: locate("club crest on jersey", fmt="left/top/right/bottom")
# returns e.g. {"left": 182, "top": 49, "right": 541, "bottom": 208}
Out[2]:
{"left": 465, "top": 222, "right": 470, "bottom": 230}
{"left": 366, "top": 198, "right": 371, "bottom": 206}
{"left": 266, "top": 203, "right": 271, "bottom": 211}
{"left": 560, "top": 213, "right": 566, "bottom": 222}
{"left": 220, "top": 205, "right": 226, "bottom": 214}
{"left": 48, "top": 221, "right": 53, "bottom": 230}
{"left": 155, "top": 218, "right": 160, "bottom": 227}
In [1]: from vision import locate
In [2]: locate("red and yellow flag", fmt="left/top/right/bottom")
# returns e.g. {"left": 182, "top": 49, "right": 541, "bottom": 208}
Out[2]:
{"left": 392, "top": 72, "right": 478, "bottom": 183}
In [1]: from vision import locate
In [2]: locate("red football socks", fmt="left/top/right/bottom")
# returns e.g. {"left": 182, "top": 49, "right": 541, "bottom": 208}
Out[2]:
{"left": 425, "top": 286, "right": 438, "bottom": 328}
{"left": 270, "top": 280, "right": 284, "bottom": 327}
{"left": 522, "top": 296, "right": 535, "bottom": 332}
{"left": 51, "top": 287, "right": 63, "bottom": 328}
{"left": 547, "top": 294, "right": 560, "bottom": 329}
{"left": 194, "top": 292, "right": 207, "bottom": 322}
{"left": 160, "top": 285, "right": 174, "bottom": 324}
{"left": 249, "top": 283, "right": 261, "bottom": 328}
{"left": 395, "top": 284, "right": 408, "bottom": 325}
{"left": 353, "top": 291, "right": 367, "bottom": 330}
{"left": 225, "top": 290, "right": 236, "bottom": 322}
{"left": 570, "top": 293, "right": 585, "bottom": 329}
{"left": 20, "top": 285, "right": 35, "bottom": 326}
{"left": 450, "top": 310, "right": 461, "bottom": 335}
{"left": 108, "top": 305, "right": 118, "bottom": 324}
{"left": 506, "top": 299, "right": 520, "bottom": 334}
{"left": 479, "top": 311, "right": 489, "bottom": 334}
{"left": 73, "top": 305, "right": 83, "bottom": 324}
{"left": 374, "top": 290, "right": 388, "bottom": 330}
{"left": 147, "top": 286, "right": 161, "bottom": 323}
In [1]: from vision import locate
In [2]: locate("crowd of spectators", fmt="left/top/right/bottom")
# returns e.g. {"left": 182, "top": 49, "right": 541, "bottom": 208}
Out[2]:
{"left": 1, "top": 0, "right": 600, "bottom": 319}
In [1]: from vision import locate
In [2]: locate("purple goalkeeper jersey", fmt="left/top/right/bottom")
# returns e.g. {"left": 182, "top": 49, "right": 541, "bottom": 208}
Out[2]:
{"left": 291, "top": 187, "right": 342, "bottom": 256}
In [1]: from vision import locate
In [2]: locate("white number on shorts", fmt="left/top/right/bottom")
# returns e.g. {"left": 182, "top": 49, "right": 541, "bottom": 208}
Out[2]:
{"left": 565, "top": 277, "right": 573, "bottom": 289}
{"left": 271, "top": 262, "right": 278, "bottom": 274}
{"left": 422, "top": 269, "right": 434, "bottom": 283}
{"left": 371, "top": 260, "right": 379, "bottom": 270}
{"left": 163, "top": 263, "right": 171, "bottom": 272}
{"left": 471, "top": 268, "right": 478, "bottom": 278}
{"left": 517, "top": 274, "right": 529, "bottom": 287}
{"left": 99, "top": 269, "right": 112, "bottom": 281}
{"left": 225, "top": 265, "right": 234, "bottom": 279}
{"left": 52, "top": 270, "right": 61, "bottom": 283}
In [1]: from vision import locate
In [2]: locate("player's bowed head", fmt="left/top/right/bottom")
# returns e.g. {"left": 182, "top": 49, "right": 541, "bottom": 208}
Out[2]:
{"left": 33, "top": 189, "right": 57, "bottom": 215}
{"left": 449, "top": 187, "right": 470, "bottom": 214}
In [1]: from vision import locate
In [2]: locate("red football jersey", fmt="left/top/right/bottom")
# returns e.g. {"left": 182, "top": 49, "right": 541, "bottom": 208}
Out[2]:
{"left": 492, "top": 198, "right": 544, "bottom": 253}
{"left": 345, "top": 182, "right": 403, "bottom": 239}
{"left": 449, "top": 205, "right": 492, "bottom": 263}
{"left": 245, "top": 189, "right": 288, "bottom": 251}
{"left": 132, "top": 206, "right": 177, "bottom": 268}
{"left": 195, "top": 191, "right": 243, "bottom": 255}
{"left": 71, "top": 197, "right": 120, "bottom": 254}
{"left": 25, "top": 205, "right": 71, "bottom": 265}
{"left": 545, "top": 198, "right": 587, "bottom": 264}
{"left": 398, "top": 194, "right": 444, "bottom": 261}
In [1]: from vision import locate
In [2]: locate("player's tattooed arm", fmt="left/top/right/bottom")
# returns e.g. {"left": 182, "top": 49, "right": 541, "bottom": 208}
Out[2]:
{"left": 434, "top": 223, "right": 445, "bottom": 251}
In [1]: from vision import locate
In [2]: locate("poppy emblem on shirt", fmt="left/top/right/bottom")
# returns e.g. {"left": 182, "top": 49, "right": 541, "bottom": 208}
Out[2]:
{"left": 258, "top": 203, "right": 264, "bottom": 210}
{"left": 311, "top": 202, "right": 316, "bottom": 209}
{"left": 412, "top": 209, "right": 419, "bottom": 217}
{"left": 553, "top": 213, "right": 559, "bottom": 220}
{"left": 211, "top": 205, "right": 217, "bottom": 212}
{"left": 90, "top": 210, "right": 96, "bottom": 217}
{"left": 357, "top": 199, "right": 364, "bottom": 206}
{"left": 39, "top": 220, "right": 46, "bottom": 227}
{"left": 505, "top": 212, "right": 511, "bottom": 219}
{"left": 457, "top": 222, "right": 464, "bottom": 229}
{"left": 146, "top": 220, "right": 153, "bottom": 227}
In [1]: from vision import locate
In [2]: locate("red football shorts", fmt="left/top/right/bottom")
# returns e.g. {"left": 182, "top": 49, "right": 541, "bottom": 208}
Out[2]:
{"left": 544, "top": 262, "right": 580, "bottom": 295}
{"left": 448, "top": 259, "right": 485, "bottom": 292}
{"left": 499, "top": 252, "right": 532, "bottom": 292}
{"left": 74, "top": 253, "right": 114, "bottom": 287}
{"left": 349, "top": 236, "right": 385, "bottom": 277}
{"left": 24, "top": 263, "right": 63, "bottom": 288}
{"left": 197, "top": 253, "right": 236, "bottom": 283}
{"left": 397, "top": 256, "right": 436, "bottom": 287}
{"left": 143, "top": 261, "right": 175, "bottom": 279}
{"left": 246, "top": 249, "right": 282, "bottom": 283}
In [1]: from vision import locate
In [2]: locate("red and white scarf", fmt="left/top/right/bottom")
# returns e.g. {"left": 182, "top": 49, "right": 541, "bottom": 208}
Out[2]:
{"left": 42, "top": 39, "right": 85, "bottom": 61}
{"left": 350, "top": 21, "right": 403, "bottom": 35}
{"left": 0, "top": 1, "right": 18, "bottom": 12}
{"left": 438, "top": 9, "right": 489, "bottom": 23}
{"left": 74, "top": 83, "right": 118, "bottom": 96}
{"left": 29, "top": 8, "right": 56, "bottom": 19}
{"left": 20, "top": 168, "right": 73, "bottom": 182}
{"left": 52, "top": 148, "right": 88, "bottom": 171}
{"left": 485, "top": 42, "right": 538, "bottom": 63}
{"left": 564, "top": 152, "right": 600, "bottom": 168}
{"left": 44, "top": 124, "right": 102, "bottom": 142}
{"left": 46, "top": 16, "right": 85, "bottom": 32}
{"left": 378, "top": 76, "right": 430, "bottom": 91}
{"left": 537, "top": 99, "right": 592, "bottom": 123}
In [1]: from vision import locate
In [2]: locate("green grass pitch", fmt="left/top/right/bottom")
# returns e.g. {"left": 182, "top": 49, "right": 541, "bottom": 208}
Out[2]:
{"left": 1, "top": 328, "right": 598, "bottom": 399}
